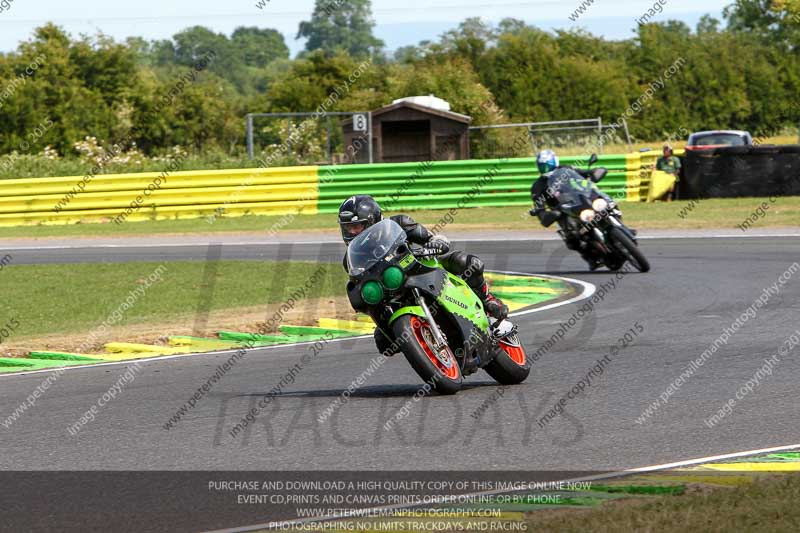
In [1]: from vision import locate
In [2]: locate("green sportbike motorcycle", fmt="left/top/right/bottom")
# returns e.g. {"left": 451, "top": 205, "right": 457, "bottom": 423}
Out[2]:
{"left": 346, "top": 219, "right": 530, "bottom": 395}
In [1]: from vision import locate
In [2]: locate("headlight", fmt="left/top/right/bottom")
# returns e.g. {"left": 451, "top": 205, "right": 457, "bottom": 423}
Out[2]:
{"left": 361, "top": 281, "right": 384, "bottom": 305}
{"left": 580, "top": 209, "right": 596, "bottom": 223}
{"left": 592, "top": 198, "right": 608, "bottom": 213}
{"left": 382, "top": 266, "right": 404, "bottom": 290}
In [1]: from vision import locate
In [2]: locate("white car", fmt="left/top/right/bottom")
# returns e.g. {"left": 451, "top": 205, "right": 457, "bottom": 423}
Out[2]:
{"left": 686, "top": 130, "right": 753, "bottom": 151}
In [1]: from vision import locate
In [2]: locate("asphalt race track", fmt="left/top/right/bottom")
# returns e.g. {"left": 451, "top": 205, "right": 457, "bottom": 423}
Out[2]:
{"left": 1, "top": 235, "right": 799, "bottom": 531}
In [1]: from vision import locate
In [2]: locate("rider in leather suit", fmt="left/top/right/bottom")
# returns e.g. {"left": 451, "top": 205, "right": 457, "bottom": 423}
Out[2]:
{"left": 530, "top": 150, "right": 601, "bottom": 270}
{"left": 339, "top": 195, "right": 509, "bottom": 355}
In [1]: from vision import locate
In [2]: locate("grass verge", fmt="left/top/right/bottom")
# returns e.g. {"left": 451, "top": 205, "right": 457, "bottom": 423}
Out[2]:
{"left": 0, "top": 260, "right": 350, "bottom": 355}
{"left": 526, "top": 473, "right": 800, "bottom": 532}
{"left": 0, "top": 197, "right": 798, "bottom": 239}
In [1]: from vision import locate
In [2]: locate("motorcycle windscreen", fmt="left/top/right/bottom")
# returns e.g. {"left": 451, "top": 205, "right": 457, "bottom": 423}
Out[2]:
{"left": 548, "top": 169, "right": 595, "bottom": 209}
{"left": 346, "top": 219, "right": 407, "bottom": 277}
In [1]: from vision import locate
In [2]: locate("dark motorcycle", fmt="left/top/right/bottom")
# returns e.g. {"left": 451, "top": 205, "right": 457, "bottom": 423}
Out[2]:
{"left": 531, "top": 154, "right": 650, "bottom": 273}
{"left": 346, "top": 219, "right": 530, "bottom": 395}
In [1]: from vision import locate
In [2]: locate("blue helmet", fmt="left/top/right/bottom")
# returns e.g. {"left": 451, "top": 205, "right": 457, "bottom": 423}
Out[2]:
{"left": 536, "top": 150, "right": 559, "bottom": 174}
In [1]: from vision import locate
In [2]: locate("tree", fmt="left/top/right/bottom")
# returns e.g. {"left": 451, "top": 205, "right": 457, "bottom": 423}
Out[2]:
{"left": 696, "top": 15, "right": 721, "bottom": 34}
{"left": 172, "top": 26, "right": 231, "bottom": 66}
{"left": 724, "top": 0, "right": 800, "bottom": 48}
{"left": 496, "top": 18, "right": 527, "bottom": 36}
{"left": 1, "top": 24, "right": 140, "bottom": 154}
{"left": 6, "top": 15, "right": 800, "bottom": 162}
{"left": 231, "top": 27, "right": 289, "bottom": 68}
{"left": 724, "top": 0, "right": 779, "bottom": 35}
{"left": 262, "top": 50, "right": 373, "bottom": 111}
{"left": 393, "top": 45, "right": 424, "bottom": 64}
{"left": 150, "top": 39, "right": 177, "bottom": 66}
{"left": 125, "top": 37, "right": 155, "bottom": 65}
{"left": 297, "top": 0, "right": 384, "bottom": 57}
{"left": 170, "top": 26, "right": 251, "bottom": 92}
{"left": 388, "top": 57, "right": 500, "bottom": 126}
{"left": 70, "top": 33, "right": 140, "bottom": 106}
{"left": 482, "top": 26, "right": 635, "bottom": 125}
{"left": 439, "top": 18, "right": 494, "bottom": 69}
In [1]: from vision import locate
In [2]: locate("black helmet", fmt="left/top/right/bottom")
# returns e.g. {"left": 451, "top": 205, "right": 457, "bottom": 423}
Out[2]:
{"left": 338, "top": 195, "right": 382, "bottom": 243}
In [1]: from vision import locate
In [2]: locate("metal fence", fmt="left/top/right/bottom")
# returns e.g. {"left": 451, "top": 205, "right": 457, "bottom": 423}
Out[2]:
{"left": 245, "top": 112, "right": 374, "bottom": 164}
{"left": 469, "top": 118, "right": 633, "bottom": 160}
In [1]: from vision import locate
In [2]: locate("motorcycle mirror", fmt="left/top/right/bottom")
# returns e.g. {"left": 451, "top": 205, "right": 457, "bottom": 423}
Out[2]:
{"left": 588, "top": 153, "right": 598, "bottom": 167}
{"left": 591, "top": 168, "right": 607, "bottom": 183}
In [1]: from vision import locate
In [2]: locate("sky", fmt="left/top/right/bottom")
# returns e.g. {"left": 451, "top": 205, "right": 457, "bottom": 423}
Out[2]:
{"left": 0, "top": 0, "right": 731, "bottom": 55}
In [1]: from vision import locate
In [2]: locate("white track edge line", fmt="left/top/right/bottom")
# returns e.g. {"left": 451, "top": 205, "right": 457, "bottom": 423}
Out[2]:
{"left": 205, "top": 443, "right": 800, "bottom": 533}
{"left": 3, "top": 232, "right": 800, "bottom": 251}
{"left": 0, "top": 270, "right": 595, "bottom": 379}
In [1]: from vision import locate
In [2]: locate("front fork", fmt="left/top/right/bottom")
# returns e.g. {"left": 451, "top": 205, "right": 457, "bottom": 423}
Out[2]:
{"left": 413, "top": 289, "right": 448, "bottom": 352}
{"left": 607, "top": 215, "right": 638, "bottom": 242}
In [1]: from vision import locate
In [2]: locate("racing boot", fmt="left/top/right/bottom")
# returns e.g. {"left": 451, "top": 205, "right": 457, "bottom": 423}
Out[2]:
{"left": 581, "top": 253, "right": 600, "bottom": 271}
{"left": 374, "top": 328, "right": 399, "bottom": 357}
{"left": 476, "top": 282, "right": 509, "bottom": 321}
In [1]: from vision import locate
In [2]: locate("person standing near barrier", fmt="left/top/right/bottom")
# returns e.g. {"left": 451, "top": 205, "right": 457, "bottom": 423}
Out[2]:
{"left": 656, "top": 144, "right": 681, "bottom": 201}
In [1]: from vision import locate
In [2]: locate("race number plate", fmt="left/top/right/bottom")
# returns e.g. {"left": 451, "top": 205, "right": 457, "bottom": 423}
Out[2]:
{"left": 399, "top": 254, "right": 415, "bottom": 269}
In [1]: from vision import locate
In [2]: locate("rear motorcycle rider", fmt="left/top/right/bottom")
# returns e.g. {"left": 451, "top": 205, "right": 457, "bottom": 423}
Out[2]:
{"left": 529, "top": 150, "right": 603, "bottom": 270}
{"left": 338, "top": 195, "right": 509, "bottom": 354}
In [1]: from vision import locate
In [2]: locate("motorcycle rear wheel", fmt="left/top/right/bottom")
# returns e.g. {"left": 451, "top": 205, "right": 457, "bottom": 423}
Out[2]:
{"left": 484, "top": 335, "right": 531, "bottom": 385}
{"left": 393, "top": 315, "right": 463, "bottom": 395}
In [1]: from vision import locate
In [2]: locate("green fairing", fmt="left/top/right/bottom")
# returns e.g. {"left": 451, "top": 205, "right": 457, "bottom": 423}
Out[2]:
{"left": 437, "top": 272, "right": 489, "bottom": 333}
{"left": 388, "top": 259, "right": 488, "bottom": 334}
{"left": 389, "top": 305, "right": 425, "bottom": 325}
{"left": 417, "top": 257, "right": 438, "bottom": 268}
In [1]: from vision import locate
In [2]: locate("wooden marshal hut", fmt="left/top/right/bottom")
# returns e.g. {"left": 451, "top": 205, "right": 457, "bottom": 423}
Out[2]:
{"left": 342, "top": 97, "right": 472, "bottom": 164}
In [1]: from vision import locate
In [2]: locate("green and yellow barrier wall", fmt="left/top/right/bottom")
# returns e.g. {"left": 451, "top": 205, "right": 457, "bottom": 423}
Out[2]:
{"left": 0, "top": 153, "right": 667, "bottom": 227}
{"left": 0, "top": 166, "right": 320, "bottom": 227}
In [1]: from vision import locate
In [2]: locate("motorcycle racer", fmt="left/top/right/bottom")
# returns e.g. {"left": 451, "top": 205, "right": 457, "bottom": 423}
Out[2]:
{"left": 338, "top": 195, "right": 509, "bottom": 354}
{"left": 529, "top": 150, "right": 603, "bottom": 270}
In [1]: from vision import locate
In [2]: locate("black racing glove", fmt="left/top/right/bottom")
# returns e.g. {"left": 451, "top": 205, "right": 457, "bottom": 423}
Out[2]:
{"left": 538, "top": 210, "right": 561, "bottom": 228}
{"left": 423, "top": 235, "right": 451, "bottom": 255}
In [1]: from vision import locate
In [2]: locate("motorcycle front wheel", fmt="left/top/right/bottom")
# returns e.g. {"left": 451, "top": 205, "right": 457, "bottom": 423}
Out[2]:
{"left": 608, "top": 226, "right": 650, "bottom": 273}
{"left": 393, "top": 315, "right": 463, "bottom": 395}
